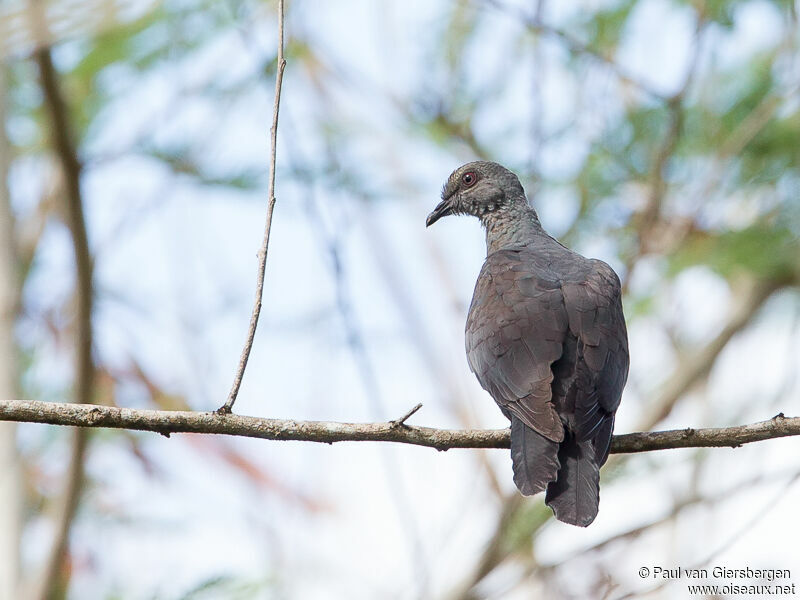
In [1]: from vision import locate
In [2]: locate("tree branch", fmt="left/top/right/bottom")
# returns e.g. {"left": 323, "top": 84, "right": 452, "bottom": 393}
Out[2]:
{"left": 0, "top": 400, "right": 798, "bottom": 453}
{"left": 220, "top": 0, "right": 286, "bottom": 414}
{"left": 34, "top": 42, "right": 95, "bottom": 600}
{"left": 637, "top": 277, "right": 785, "bottom": 431}
{"left": 482, "top": 0, "right": 670, "bottom": 102}
{"left": 0, "top": 63, "right": 22, "bottom": 600}
{"left": 622, "top": 17, "right": 705, "bottom": 293}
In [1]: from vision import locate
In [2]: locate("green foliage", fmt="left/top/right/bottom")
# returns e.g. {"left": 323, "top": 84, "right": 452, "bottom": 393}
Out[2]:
{"left": 690, "top": 0, "right": 795, "bottom": 28}
{"left": 586, "top": 0, "right": 638, "bottom": 54}
{"left": 144, "top": 146, "right": 263, "bottom": 190}
{"left": 69, "top": 6, "right": 166, "bottom": 83}
{"left": 669, "top": 221, "right": 799, "bottom": 280}
{"left": 60, "top": 0, "right": 239, "bottom": 140}
{"left": 176, "top": 575, "right": 273, "bottom": 600}
{"left": 695, "top": 0, "right": 748, "bottom": 28}
{"left": 442, "top": 0, "right": 479, "bottom": 73}
{"left": 740, "top": 109, "right": 800, "bottom": 183}
{"left": 502, "top": 501, "right": 552, "bottom": 557}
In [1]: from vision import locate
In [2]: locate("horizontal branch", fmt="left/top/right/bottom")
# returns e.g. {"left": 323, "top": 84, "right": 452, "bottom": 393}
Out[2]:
{"left": 1, "top": 400, "right": 798, "bottom": 454}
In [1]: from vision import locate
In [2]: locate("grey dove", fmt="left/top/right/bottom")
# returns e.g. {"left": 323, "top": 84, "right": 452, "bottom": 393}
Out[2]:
{"left": 427, "top": 161, "right": 629, "bottom": 527}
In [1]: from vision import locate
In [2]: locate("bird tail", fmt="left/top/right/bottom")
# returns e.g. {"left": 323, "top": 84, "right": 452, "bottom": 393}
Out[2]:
{"left": 510, "top": 416, "right": 560, "bottom": 496}
{"left": 545, "top": 432, "right": 600, "bottom": 527}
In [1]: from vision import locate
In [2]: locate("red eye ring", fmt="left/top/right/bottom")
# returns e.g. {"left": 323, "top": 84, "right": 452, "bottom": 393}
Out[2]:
{"left": 462, "top": 171, "right": 477, "bottom": 187}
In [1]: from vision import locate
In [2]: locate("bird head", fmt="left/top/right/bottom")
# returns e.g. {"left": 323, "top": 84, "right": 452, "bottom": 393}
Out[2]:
{"left": 426, "top": 161, "right": 527, "bottom": 227}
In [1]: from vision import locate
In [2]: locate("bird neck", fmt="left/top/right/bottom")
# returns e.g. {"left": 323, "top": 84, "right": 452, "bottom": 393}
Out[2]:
{"left": 483, "top": 204, "right": 545, "bottom": 255}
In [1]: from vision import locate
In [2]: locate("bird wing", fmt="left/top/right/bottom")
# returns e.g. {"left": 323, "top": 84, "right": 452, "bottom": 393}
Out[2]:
{"left": 466, "top": 249, "right": 569, "bottom": 443}
{"left": 466, "top": 251, "right": 629, "bottom": 451}
{"left": 560, "top": 259, "right": 629, "bottom": 463}
{"left": 543, "top": 259, "right": 628, "bottom": 523}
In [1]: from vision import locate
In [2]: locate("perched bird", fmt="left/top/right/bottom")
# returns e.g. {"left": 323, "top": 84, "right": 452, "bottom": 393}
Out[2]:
{"left": 427, "top": 161, "right": 629, "bottom": 526}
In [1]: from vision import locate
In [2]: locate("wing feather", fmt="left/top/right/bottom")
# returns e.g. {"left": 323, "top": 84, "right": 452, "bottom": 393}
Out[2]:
{"left": 466, "top": 250, "right": 629, "bottom": 475}
{"left": 466, "top": 250, "right": 567, "bottom": 443}
{"left": 562, "top": 260, "right": 629, "bottom": 459}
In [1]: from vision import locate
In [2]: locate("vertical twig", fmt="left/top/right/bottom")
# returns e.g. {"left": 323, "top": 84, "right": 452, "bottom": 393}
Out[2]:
{"left": 219, "top": 0, "right": 287, "bottom": 414}
{"left": 33, "top": 44, "right": 95, "bottom": 600}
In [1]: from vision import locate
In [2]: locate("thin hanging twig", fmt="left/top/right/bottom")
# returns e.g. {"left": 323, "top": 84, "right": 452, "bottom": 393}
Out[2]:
{"left": 219, "top": 0, "right": 287, "bottom": 414}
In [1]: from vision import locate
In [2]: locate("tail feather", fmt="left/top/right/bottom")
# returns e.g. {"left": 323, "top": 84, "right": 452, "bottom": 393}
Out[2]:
{"left": 594, "top": 414, "right": 615, "bottom": 466}
{"left": 545, "top": 434, "right": 600, "bottom": 527}
{"left": 510, "top": 416, "right": 560, "bottom": 496}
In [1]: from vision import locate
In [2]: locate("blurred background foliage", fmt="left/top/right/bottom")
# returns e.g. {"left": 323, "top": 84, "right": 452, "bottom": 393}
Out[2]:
{"left": 1, "top": 0, "right": 799, "bottom": 598}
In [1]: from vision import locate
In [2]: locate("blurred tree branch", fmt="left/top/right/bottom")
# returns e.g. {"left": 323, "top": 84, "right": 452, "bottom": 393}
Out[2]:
{"left": 636, "top": 276, "right": 789, "bottom": 431}
{"left": 0, "top": 64, "right": 22, "bottom": 600}
{"left": 541, "top": 466, "right": 800, "bottom": 570}
{"left": 283, "top": 131, "right": 432, "bottom": 595}
{"left": 484, "top": 0, "right": 669, "bottom": 102}
{"left": 612, "top": 471, "right": 800, "bottom": 600}
{"left": 621, "top": 16, "right": 705, "bottom": 293}
{"left": 0, "top": 400, "right": 798, "bottom": 453}
{"left": 445, "top": 493, "right": 532, "bottom": 600}
{"left": 33, "top": 44, "right": 95, "bottom": 600}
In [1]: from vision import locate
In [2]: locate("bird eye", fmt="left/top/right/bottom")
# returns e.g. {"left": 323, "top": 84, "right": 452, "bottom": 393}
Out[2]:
{"left": 462, "top": 172, "right": 477, "bottom": 187}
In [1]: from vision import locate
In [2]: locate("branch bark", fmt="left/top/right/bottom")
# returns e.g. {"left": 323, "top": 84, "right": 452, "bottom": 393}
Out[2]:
{"left": 221, "top": 0, "right": 286, "bottom": 414}
{"left": 0, "top": 400, "right": 798, "bottom": 453}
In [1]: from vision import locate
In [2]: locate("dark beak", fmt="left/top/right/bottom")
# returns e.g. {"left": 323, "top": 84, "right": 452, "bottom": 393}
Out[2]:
{"left": 426, "top": 197, "right": 455, "bottom": 227}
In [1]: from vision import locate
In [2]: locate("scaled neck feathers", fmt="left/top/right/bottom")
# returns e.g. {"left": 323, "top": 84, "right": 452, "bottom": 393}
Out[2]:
{"left": 482, "top": 203, "right": 545, "bottom": 255}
